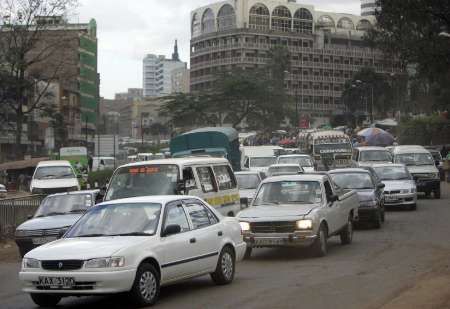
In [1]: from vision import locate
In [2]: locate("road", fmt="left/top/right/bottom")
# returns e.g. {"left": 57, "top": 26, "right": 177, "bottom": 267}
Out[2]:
{"left": 1, "top": 184, "right": 450, "bottom": 309}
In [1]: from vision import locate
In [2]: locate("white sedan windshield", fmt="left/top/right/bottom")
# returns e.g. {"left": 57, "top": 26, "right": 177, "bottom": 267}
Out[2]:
{"left": 66, "top": 203, "right": 161, "bottom": 237}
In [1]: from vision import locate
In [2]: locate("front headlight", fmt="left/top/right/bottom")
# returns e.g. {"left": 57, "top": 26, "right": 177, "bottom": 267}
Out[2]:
{"left": 239, "top": 222, "right": 251, "bottom": 232}
{"left": 15, "top": 229, "right": 27, "bottom": 238}
{"left": 296, "top": 219, "right": 313, "bottom": 230}
{"left": 23, "top": 258, "right": 40, "bottom": 269}
{"left": 85, "top": 257, "right": 125, "bottom": 268}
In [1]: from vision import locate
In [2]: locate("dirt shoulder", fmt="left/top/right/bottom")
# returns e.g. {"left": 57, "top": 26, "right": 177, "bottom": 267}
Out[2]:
{"left": 380, "top": 263, "right": 450, "bottom": 309}
{"left": 0, "top": 240, "right": 20, "bottom": 263}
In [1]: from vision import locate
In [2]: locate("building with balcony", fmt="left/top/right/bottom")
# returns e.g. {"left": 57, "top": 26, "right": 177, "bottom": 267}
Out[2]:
{"left": 190, "top": 0, "right": 402, "bottom": 119}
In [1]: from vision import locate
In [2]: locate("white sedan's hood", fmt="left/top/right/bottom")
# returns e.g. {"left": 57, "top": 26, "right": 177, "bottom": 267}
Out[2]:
{"left": 238, "top": 204, "right": 319, "bottom": 219}
{"left": 26, "top": 236, "right": 150, "bottom": 260}
{"left": 31, "top": 178, "right": 78, "bottom": 189}
{"left": 383, "top": 180, "right": 415, "bottom": 191}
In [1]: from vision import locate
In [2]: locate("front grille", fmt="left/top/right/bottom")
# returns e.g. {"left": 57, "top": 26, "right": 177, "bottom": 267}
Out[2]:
{"left": 18, "top": 228, "right": 62, "bottom": 237}
{"left": 43, "top": 188, "right": 70, "bottom": 195}
{"left": 33, "top": 281, "right": 96, "bottom": 290}
{"left": 41, "top": 260, "right": 84, "bottom": 271}
{"left": 385, "top": 190, "right": 401, "bottom": 195}
{"left": 250, "top": 221, "right": 297, "bottom": 233}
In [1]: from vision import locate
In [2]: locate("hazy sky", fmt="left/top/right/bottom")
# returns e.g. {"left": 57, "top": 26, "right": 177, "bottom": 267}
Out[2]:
{"left": 77, "top": 0, "right": 361, "bottom": 99}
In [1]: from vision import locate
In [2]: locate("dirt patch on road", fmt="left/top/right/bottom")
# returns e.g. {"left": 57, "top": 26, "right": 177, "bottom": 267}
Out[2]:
{"left": 0, "top": 240, "right": 20, "bottom": 263}
{"left": 380, "top": 263, "right": 450, "bottom": 309}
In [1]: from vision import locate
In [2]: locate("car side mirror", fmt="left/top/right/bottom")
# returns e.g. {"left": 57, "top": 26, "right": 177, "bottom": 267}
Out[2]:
{"left": 240, "top": 197, "right": 249, "bottom": 209}
{"left": 329, "top": 195, "right": 339, "bottom": 204}
{"left": 176, "top": 180, "right": 186, "bottom": 195}
{"left": 378, "top": 183, "right": 386, "bottom": 189}
{"left": 162, "top": 224, "right": 181, "bottom": 237}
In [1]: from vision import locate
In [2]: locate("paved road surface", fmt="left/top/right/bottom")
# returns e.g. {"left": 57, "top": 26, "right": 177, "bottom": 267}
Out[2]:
{"left": 1, "top": 184, "right": 450, "bottom": 309}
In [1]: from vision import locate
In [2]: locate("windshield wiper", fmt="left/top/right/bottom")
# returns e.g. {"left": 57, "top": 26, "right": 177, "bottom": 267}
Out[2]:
{"left": 77, "top": 234, "right": 106, "bottom": 238}
{"left": 41, "top": 212, "right": 66, "bottom": 217}
{"left": 68, "top": 209, "right": 86, "bottom": 214}
{"left": 108, "top": 232, "right": 152, "bottom": 236}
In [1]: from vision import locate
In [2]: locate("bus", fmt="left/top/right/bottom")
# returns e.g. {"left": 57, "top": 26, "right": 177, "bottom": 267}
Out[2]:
{"left": 170, "top": 127, "right": 241, "bottom": 171}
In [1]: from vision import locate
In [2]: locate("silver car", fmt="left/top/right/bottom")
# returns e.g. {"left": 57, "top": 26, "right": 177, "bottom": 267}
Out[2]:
{"left": 372, "top": 164, "right": 417, "bottom": 210}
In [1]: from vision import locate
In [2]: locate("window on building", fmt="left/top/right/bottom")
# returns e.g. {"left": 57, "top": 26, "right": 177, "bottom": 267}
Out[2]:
{"left": 217, "top": 4, "right": 236, "bottom": 31}
{"left": 337, "top": 17, "right": 355, "bottom": 30}
{"left": 249, "top": 4, "right": 270, "bottom": 30}
{"left": 317, "top": 15, "right": 335, "bottom": 29}
{"left": 293, "top": 8, "right": 313, "bottom": 34}
{"left": 192, "top": 13, "right": 201, "bottom": 36}
{"left": 272, "top": 6, "right": 292, "bottom": 32}
{"left": 201, "top": 8, "right": 215, "bottom": 34}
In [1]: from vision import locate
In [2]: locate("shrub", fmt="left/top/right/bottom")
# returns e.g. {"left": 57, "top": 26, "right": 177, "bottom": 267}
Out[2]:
{"left": 87, "top": 169, "right": 114, "bottom": 189}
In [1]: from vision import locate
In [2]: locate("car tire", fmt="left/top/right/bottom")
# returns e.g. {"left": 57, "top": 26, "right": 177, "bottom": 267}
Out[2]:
{"left": 340, "top": 216, "right": 353, "bottom": 245}
{"left": 311, "top": 223, "right": 328, "bottom": 257}
{"left": 373, "top": 210, "right": 382, "bottom": 229}
{"left": 244, "top": 247, "right": 252, "bottom": 259}
{"left": 381, "top": 207, "right": 386, "bottom": 222}
{"left": 30, "top": 294, "right": 61, "bottom": 307}
{"left": 129, "top": 263, "right": 160, "bottom": 307}
{"left": 211, "top": 246, "right": 235, "bottom": 285}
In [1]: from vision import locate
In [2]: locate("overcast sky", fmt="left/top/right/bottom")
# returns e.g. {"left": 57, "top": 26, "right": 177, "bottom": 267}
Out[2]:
{"left": 77, "top": 0, "right": 361, "bottom": 99}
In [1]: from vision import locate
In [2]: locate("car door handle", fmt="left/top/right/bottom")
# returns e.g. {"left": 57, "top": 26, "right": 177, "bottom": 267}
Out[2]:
{"left": 218, "top": 231, "right": 223, "bottom": 237}
{"left": 189, "top": 238, "right": 196, "bottom": 244}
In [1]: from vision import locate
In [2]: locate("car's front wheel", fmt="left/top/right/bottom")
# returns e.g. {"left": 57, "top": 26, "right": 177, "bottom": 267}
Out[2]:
{"left": 311, "top": 223, "right": 328, "bottom": 257}
{"left": 211, "top": 246, "right": 235, "bottom": 285}
{"left": 129, "top": 263, "right": 160, "bottom": 307}
{"left": 340, "top": 216, "right": 353, "bottom": 245}
{"left": 30, "top": 293, "right": 61, "bottom": 307}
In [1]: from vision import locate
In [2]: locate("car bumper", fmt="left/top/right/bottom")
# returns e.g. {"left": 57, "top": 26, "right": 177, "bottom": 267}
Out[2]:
{"left": 384, "top": 193, "right": 417, "bottom": 206}
{"left": 415, "top": 179, "right": 440, "bottom": 192}
{"left": 20, "top": 269, "right": 136, "bottom": 295}
{"left": 235, "top": 242, "right": 247, "bottom": 261}
{"left": 243, "top": 232, "right": 317, "bottom": 248}
{"left": 357, "top": 207, "right": 379, "bottom": 222}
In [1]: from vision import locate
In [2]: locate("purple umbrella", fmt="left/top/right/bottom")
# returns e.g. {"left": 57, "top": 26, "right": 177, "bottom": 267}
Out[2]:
{"left": 357, "top": 128, "right": 394, "bottom": 146}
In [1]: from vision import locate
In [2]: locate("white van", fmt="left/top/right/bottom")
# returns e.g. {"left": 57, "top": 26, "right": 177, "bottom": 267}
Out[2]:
{"left": 30, "top": 161, "right": 80, "bottom": 195}
{"left": 92, "top": 157, "right": 116, "bottom": 171}
{"left": 392, "top": 146, "right": 441, "bottom": 198}
{"left": 104, "top": 157, "right": 241, "bottom": 216}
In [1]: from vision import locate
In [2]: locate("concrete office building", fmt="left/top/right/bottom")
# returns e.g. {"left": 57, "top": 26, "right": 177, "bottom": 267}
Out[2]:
{"left": 190, "top": 0, "right": 402, "bottom": 119}
{"left": 361, "top": 0, "right": 380, "bottom": 16}
{"left": 143, "top": 41, "right": 188, "bottom": 97}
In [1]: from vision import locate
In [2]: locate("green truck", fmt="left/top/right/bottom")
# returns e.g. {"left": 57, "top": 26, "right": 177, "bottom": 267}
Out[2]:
{"left": 170, "top": 127, "right": 241, "bottom": 171}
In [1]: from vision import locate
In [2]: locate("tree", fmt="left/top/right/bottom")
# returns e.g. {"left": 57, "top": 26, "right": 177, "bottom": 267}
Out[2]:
{"left": 367, "top": 0, "right": 450, "bottom": 111}
{"left": 0, "top": 0, "right": 79, "bottom": 156}
{"left": 341, "top": 67, "right": 395, "bottom": 121}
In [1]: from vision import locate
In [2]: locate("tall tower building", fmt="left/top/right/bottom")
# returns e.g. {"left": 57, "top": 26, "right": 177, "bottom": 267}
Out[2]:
{"left": 361, "top": 0, "right": 379, "bottom": 16}
{"left": 143, "top": 40, "right": 187, "bottom": 97}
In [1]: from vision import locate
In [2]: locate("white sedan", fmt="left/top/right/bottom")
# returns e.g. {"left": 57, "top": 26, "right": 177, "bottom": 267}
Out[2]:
{"left": 20, "top": 196, "right": 246, "bottom": 307}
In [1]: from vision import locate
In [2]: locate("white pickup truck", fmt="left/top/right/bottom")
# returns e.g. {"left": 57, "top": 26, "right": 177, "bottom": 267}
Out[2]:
{"left": 237, "top": 174, "right": 359, "bottom": 258}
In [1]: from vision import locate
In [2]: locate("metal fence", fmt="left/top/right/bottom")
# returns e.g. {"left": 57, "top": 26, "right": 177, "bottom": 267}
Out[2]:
{"left": 0, "top": 195, "right": 44, "bottom": 238}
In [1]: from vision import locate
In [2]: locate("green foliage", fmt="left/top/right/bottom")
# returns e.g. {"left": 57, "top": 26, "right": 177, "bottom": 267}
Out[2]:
{"left": 159, "top": 46, "right": 290, "bottom": 132}
{"left": 87, "top": 169, "right": 114, "bottom": 188}
{"left": 398, "top": 115, "right": 450, "bottom": 145}
{"left": 342, "top": 67, "right": 395, "bottom": 117}
{"left": 368, "top": 0, "right": 450, "bottom": 111}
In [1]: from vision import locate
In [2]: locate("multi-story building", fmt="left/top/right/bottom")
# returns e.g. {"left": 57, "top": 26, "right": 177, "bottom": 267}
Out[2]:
{"left": 143, "top": 41, "right": 188, "bottom": 97}
{"left": 361, "top": 0, "right": 379, "bottom": 16}
{"left": 115, "top": 88, "right": 143, "bottom": 101}
{"left": 0, "top": 16, "right": 99, "bottom": 160}
{"left": 190, "top": 0, "right": 402, "bottom": 120}
{"left": 171, "top": 67, "right": 191, "bottom": 93}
